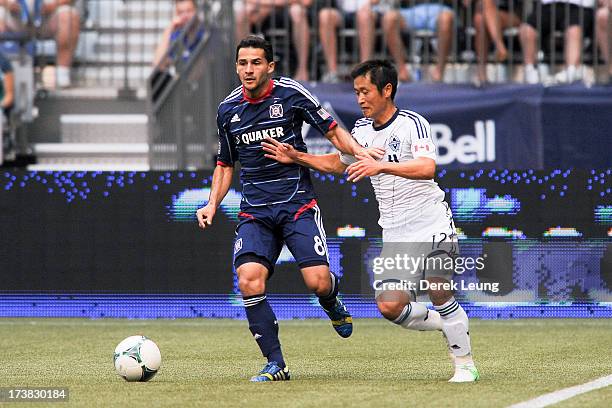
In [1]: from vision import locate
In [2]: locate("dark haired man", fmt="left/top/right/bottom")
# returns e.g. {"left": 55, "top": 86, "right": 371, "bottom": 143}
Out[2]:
{"left": 263, "top": 59, "right": 480, "bottom": 382}
{"left": 196, "top": 35, "right": 363, "bottom": 382}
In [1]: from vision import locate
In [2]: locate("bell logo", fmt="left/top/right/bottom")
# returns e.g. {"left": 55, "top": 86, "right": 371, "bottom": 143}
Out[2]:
{"left": 432, "top": 120, "right": 496, "bottom": 165}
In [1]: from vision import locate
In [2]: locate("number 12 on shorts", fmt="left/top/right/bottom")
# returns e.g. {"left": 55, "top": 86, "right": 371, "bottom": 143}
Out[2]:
{"left": 431, "top": 232, "right": 458, "bottom": 255}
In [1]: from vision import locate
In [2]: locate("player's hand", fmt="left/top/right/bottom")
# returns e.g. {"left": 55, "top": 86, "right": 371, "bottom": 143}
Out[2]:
{"left": 346, "top": 151, "right": 383, "bottom": 182}
{"left": 261, "top": 137, "right": 298, "bottom": 164}
{"left": 362, "top": 147, "right": 386, "bottom": 160}
{"left": 196, "top": 204, "right": 216, "bottom": 229}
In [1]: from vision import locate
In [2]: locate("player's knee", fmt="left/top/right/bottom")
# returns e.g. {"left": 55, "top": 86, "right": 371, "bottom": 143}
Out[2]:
{"left": 237, "top": 266, "right": 267, "bottom": 296}
{"left": 238, "top": 276, "right": 265, "bottom": 296}
{"left": 376, "top": 300, "right": 405, "bottom": 321}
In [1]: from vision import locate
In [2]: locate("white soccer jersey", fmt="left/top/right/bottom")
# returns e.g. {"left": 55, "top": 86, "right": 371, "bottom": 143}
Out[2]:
{"left": 340, "top": 109, "right": 445, "bottom": 229}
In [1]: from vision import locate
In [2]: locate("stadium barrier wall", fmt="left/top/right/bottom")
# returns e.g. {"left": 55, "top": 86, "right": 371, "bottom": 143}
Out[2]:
{"left": 301, "top": 83, "right": 612, "bottom": 169}
{"left": 0, "top": 169, "right": 610, "bottom": 318}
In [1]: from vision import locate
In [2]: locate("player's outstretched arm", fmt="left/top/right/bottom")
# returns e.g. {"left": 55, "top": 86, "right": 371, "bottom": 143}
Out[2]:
{"left": 379, "top": 157, "right": 436, "bottom": 180}
{"left": 196, "top": 164, "right": 234, "bottom": 229}
{"left": 347, "top": 154, "right": 435, "bottom": 182}
{"left": 324, "top": 125, "right": 364, "bottom": 156}
{"left": 262, "top": 137, "right": 347, "bottom": 174}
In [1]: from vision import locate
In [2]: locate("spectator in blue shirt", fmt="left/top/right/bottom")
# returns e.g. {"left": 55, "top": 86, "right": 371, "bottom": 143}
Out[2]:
{"left": 153, "top": 0, "right": 205, "bottom": 69}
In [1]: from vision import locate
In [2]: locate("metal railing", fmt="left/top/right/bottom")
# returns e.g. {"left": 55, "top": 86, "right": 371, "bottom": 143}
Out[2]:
{"left": 71, "top": 0, "right": 172, "bottom": 88}
{"left": 147, "top": 0, "right": 235, "bottom": 170}
{"left": 7, "top": 0, "right": 174, "bottom": 89}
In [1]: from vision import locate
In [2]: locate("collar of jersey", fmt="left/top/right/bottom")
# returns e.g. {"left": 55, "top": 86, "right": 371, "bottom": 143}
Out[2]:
{"left": 372, "top": 108, "right": 400, "bottom": 131}
{"left": 242, "top": 79, "right": 275, "bottom": 104}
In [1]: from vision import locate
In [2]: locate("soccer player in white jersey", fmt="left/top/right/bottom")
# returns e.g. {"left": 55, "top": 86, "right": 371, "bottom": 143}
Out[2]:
{"left": 262, "top": 59, "right": 479, "bottom": 382}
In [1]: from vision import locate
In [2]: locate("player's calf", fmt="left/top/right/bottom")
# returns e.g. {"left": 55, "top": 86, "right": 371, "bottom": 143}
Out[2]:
{"left": 433, "top": 295, "right": 480, "bottom": 382}
{"left": 244, "top": 293, "right": 287, "bottom": 370}
{"left": 238, "top": 261, "right": 288, "bottom": 376}
{"left": 314, "top": 270, "right": 339, "bottom": 310}
{"left": 313, "top": 271, "right": 353, "bottom": 338}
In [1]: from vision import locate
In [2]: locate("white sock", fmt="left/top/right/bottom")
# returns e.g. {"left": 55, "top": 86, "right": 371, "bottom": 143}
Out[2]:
{"left": 56, "top": 66, "right": 71, "bottom": 88}
{"left": 435, "top": 297, "right": 472, "bottom": 358}
{"left": 392, "top": 302, "right": 442, "bottom": 331}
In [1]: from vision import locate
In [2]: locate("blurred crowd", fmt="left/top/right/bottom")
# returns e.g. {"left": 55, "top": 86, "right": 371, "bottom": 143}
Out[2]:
{"left": 0, "top": 0, "right": 609, "bottom": 100}
{"left": 229, "top": 0, "right": 612, "bottom": 84}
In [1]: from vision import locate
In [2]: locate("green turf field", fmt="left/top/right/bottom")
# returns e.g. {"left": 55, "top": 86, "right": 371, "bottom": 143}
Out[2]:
{"left": 1, "top": 319, "right": 610, "bottom": 407}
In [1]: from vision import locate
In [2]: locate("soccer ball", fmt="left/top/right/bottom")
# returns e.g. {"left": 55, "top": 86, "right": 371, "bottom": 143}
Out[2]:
{"left": 113, "top": 336, "right": 161, "bottom": 382}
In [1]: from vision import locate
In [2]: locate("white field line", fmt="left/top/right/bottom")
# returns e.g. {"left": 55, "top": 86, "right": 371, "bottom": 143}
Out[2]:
{"left": 508, "top": 374, "right": 612, "bottom": 408}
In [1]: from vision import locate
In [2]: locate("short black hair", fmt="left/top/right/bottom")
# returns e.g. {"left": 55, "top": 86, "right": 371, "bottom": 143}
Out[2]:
{"left": 235, "top": 35, "right": 274, "bottom": 63}
{"left": 350, "top": 60, "right": 398, "bottom": 100}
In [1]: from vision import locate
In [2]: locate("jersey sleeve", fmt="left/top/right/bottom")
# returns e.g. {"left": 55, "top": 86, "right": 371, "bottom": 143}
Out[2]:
{"left": 408, "top": 113, "right": 437, "bottom": 161}
{"left": 291, "top": 86, "right": 337, "bottom": 135}
{"left": 216, "top": 111, "right": 236, "bottom": 167}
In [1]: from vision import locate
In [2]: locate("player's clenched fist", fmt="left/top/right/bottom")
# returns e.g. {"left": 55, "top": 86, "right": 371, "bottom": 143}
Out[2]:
{"left": 196, "top": 204, "right": 216, "bottom": 229}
